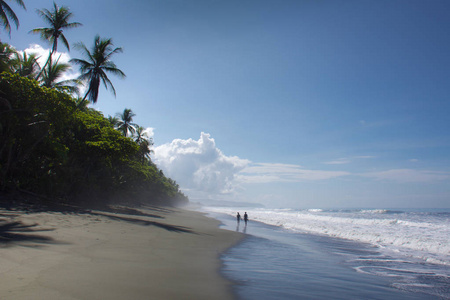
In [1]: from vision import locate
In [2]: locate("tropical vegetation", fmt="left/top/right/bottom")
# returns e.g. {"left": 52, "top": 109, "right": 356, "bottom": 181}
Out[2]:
{"left": 0, "top": 2, "right": 188, "bottom": 207}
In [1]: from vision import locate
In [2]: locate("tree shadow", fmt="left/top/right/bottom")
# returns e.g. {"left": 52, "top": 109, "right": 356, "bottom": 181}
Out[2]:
{"left": 100, "top": 206, "right": 164, "bottom": 220}
{"left": 141, "top": 205, "right": 176, "bottom": 214}
{"left": 0, "top": 220, "right": 59, "bottom": 247}
{"left": 91, "top": 212, "right": 197, "bottom": 234}
{"left": 0, "top": 197, "right": 167, "bottom": 220}
{"left": 0, "top": 193, "right": 195, "bottom": 235}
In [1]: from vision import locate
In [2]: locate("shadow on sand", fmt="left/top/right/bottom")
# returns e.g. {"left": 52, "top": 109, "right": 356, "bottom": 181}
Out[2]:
{"left": 0, "top": 194, "right": 196, "bottom": 238}
{"left": 91, "top": 212, "right": 196, "bottom": 234}
{"left": 0, "top": 220, "right": 59, "bottom": 247}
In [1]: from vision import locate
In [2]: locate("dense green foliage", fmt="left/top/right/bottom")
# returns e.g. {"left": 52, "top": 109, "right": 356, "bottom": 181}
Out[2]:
{"left": 0, "top": 73, "right": 188, "bottom": 206}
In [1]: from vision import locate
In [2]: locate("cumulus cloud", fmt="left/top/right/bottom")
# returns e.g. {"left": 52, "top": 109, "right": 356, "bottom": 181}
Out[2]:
{"left": 239, "top": 163, "right": 350, "bottom": 183}
{"left": 153, "top": 133, "right": 353, "bottom": 199}
{"left": 142, "top": 127, "right": 155, "bottom": 139}
{"left": 362, "top": 169, "right": 450, "bottom": 183}
{"left": 154, "top": 133, "right": 448, "bottom": 202}
{"left": 153, "top": 133, "right": 249, "bottom": 196}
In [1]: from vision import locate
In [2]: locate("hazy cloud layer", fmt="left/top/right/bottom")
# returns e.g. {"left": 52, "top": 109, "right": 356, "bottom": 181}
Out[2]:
{"left": 362, "top": 169, "right": 450, "bottom": 183}
{"left": 323, "top": 156, "right": 375, "bottom": 165}
{"left": 323, "top": 158, "right": 351, "bottom": 165}
{"left": 239, "top": 163, "right": 351, "bottom": 183}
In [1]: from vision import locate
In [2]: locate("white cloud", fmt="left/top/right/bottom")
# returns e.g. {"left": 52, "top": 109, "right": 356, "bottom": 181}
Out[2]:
{"left": 142, "top": 127, "right": 155, "bottom": 139}
{"left": 153, "top": 133, "right": 352, "bottom": 199}
{"left": 153, "top": 133, "right": 449, "bottom": 204}
{"left": 239, "top": 163, "right": 350, "bottom": 183}
{"left": 362, "top": 169, "right": 450, "bottom": 183}
{"left": 153, "top": 132, "right": 249, "bottom": 196}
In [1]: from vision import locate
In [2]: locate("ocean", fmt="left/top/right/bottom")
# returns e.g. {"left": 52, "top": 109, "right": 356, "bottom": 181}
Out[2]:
{"left": 201, "top": 207, "right": 450, "bottom": 299}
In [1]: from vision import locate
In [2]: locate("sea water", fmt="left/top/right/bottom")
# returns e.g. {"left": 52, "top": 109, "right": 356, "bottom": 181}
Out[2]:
{"left": 201, "top": 207, "right": 450, "bottom": 299}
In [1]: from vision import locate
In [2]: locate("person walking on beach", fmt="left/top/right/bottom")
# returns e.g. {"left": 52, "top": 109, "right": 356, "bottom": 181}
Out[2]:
{"left": 237, "top": 212, "right": 241, "bottom": 224}
{"left": 244, "top": 212, "right": 248, "bottom": 225}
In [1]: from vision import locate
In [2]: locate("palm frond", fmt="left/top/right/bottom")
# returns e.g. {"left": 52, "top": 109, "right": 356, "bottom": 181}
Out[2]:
{"left": 60, "top": 33, "right": 70, "bottom": 51}
{"left": 12, "top": 0, "right": 25, "bottom": 9}
{"left": 1, "top": 2, "right": 16, "bottom": 34}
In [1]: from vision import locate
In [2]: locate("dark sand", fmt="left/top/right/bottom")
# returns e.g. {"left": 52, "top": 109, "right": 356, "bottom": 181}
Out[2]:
{"left": 0, "top": 206, "right": 243, "bottom": 299}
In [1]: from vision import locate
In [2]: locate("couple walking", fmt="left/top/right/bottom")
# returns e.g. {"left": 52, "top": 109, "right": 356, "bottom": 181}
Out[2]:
{"left": 236, "top": 212, "right": 248, "bottom": 225}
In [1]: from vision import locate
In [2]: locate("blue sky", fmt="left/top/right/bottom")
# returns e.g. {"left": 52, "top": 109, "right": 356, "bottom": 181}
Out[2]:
{"left": 5, "top": 0, "right": 450, "bottom": 208}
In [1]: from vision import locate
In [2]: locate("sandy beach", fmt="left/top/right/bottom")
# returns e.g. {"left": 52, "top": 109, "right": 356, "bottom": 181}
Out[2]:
{"left": 0, "top": 205, "right": 243, "bottom": 300}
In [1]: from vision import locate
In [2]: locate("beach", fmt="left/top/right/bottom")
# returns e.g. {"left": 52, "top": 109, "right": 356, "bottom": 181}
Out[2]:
{"left": 0, "top": 205, "right": 243, "bottom": 300}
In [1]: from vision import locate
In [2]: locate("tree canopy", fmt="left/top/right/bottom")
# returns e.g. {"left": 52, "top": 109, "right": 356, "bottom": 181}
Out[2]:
{"left": 0, "top": 73, "right": 187, "bottom": 207}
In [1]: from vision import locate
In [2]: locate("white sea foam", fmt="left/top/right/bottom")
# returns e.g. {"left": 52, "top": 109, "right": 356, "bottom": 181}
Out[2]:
{"left": 205, "top": 207, "right": 450, "bottom": 266}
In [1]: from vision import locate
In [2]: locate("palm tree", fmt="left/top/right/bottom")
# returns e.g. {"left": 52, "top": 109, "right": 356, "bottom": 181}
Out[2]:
{"left": 134, "top": 126, "right": 154, "bottom": 163}
{"left": 0, "top": 0, "right": 26, "bottom": 37}
{"left": 134, "top": 126, "right": 152, "bottom": 144}
{"left": 40, "top": 54, "right": 80, "bottom": 94}
{"left": 71, "top": 35, "right": 125, "bottom": 107}
{"left": 115, "top": 108, "right": 136, "bottom": 137}
{"left": 74, "top": 96, "right": 89, "bottom": 111}
{"left": 137, "top": 139, "right": 153, "bottom": 163}
{"left": 107, "top": 115, "right": 119, "bottom": 127}
{"left": 30, "top": 2, "right": 81, "bottom": 79}
{"left": 0, "top": 41, "right": 14, "bottom": 72}
{"left": 10, "top": 51, "right": 40, "bottom": 78}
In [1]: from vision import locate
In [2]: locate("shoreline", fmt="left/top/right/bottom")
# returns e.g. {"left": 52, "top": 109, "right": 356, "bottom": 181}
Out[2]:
{"left": 204, "top": 209, "right": 447, "bottom": 300}
{"left": 0, "top": 205, "right": 244, "bottom": 299}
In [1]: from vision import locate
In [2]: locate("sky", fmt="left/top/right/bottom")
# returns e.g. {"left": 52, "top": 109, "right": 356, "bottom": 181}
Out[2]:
{"left": 4, "top": 0, "right": 450, "bottom": 208}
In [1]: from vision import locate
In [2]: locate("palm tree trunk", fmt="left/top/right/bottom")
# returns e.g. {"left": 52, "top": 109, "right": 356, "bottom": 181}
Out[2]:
{"left": 0, "top": 142, "right": 14, "bottom": 191}
{"left": 35, "top": 49, "right": 54, "bottom": 81}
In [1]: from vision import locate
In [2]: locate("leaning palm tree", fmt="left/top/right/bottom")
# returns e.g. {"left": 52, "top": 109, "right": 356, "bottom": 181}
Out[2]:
{"left": 10, "top": 51, "right": 40, "bottom": 78}
{"left": 40, "top": 54, "right": 80, "bottom": 94}
{"left": 0, "top": 0, "right": 26, "bottom": 37}
{"left": 115, "top": 108, "right": 137, "bottom": 137}
{"left": 30, "top": 2, "right": 81, "bottom": 79}
{"left": 71, "top": 35, "right": 125, "bottom": 107}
